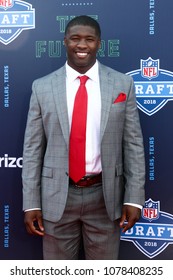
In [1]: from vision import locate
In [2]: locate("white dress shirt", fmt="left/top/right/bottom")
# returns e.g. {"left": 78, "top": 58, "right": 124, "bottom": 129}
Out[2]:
{"left": 66, "top": 60, "right": 102, "bottom": 174}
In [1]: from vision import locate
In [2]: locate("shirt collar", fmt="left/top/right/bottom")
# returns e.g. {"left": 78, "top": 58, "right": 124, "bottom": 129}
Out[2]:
{"left": 66, "top": 60, "right": 99, "bottom": 83}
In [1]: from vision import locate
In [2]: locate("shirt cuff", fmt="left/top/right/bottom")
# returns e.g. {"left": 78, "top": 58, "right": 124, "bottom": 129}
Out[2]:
{"left": 24, "top": 208, "right": 41, "bottom": 212}
{"left": 124, "top": 203, "right": 143, "bottom": 210}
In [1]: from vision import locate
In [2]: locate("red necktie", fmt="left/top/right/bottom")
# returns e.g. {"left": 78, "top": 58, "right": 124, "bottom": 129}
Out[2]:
{"left": 69, "top": 75, "right": 89, "bottom": 182}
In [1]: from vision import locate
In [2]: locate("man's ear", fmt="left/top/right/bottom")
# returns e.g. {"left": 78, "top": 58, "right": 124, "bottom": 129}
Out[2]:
{"left": 64, "top": 37, "right": 67, "bottom": 47}
{"left": 98, "top": 39, "right": 101, "bottom": 50}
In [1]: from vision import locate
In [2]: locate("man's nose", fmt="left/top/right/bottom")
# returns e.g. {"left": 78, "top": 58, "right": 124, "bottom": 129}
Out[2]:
{"left": 77, "top": 39, "right": 87, "bottom": 47}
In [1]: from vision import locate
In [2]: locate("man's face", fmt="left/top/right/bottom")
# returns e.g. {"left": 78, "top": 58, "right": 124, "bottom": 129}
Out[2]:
{"left": 64, "top": 25, "right": 101, "bottom": 74}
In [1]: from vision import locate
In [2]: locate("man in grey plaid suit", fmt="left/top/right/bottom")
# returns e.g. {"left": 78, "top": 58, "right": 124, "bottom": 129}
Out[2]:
{"left": 22, "top": 15, "right": 145, "bottom": 259}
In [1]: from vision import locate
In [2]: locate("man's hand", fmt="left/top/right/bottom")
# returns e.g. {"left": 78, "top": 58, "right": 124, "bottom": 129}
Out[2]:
{"left": 24, "top": 210, "right": 44, "bottom": 236}
{"left": 119, "top": 205, "right": 141, "bottom": 233}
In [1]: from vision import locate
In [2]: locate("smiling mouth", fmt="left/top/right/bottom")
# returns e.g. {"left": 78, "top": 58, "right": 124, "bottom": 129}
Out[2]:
{"left": 76, "top": 52, "right": 88, "bottom": 58}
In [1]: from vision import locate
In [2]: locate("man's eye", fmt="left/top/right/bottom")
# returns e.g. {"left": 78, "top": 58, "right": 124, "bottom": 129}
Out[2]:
{"left": 71, "top": 37, "right": 79, "bottom": 41}
{"left": 87, "top": 38, "right": 94, "bottom": 41}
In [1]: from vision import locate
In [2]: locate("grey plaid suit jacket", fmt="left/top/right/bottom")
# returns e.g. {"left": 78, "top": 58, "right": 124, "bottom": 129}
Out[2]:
{"left": 22, "top": 62, "right": 145, "bottom": 222}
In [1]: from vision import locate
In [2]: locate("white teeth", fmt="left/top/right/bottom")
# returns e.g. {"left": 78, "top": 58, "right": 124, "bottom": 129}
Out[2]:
{"left": 77, "top": 52, "right": 88, "bottom": 57}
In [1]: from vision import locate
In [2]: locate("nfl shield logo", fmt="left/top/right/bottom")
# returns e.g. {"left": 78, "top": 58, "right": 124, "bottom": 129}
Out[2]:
{"left": 142, "top": 198, "right": 160, "bottom": 221}
{"left": 0, "top": 0, "right": 13, "bottom": 9}
{"left": 141, "top": 57, "right": 159, "bottom": 80}
{"left": 0, "top": 0, "right": 35, "bottom": 45}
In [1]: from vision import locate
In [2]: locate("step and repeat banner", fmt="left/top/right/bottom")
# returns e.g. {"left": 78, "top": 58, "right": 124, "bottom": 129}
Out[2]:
{"left": 0, "top": 0, "right": 173, "bottom": 260}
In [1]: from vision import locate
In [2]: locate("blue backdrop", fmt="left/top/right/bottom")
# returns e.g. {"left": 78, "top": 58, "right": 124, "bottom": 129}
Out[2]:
{"left": 0, "top": 0, "right": 173, "bottom": 259}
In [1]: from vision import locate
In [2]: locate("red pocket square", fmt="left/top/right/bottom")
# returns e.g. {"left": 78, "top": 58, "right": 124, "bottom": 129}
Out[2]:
{"left": 113, "top": 92, "right": 126, "bottom": 103}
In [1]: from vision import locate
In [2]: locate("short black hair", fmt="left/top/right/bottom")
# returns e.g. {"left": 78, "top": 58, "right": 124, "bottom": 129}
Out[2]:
{"left": 65, "top": 15, "right": 101, "bottom": 38}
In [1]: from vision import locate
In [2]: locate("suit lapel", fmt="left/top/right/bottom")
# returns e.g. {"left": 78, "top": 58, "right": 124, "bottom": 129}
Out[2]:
{"left": 52, "top": 66, "right": 69, "bottom": 147}
{"left": 99, "top": 63, "right": 114, "bottom": 141}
